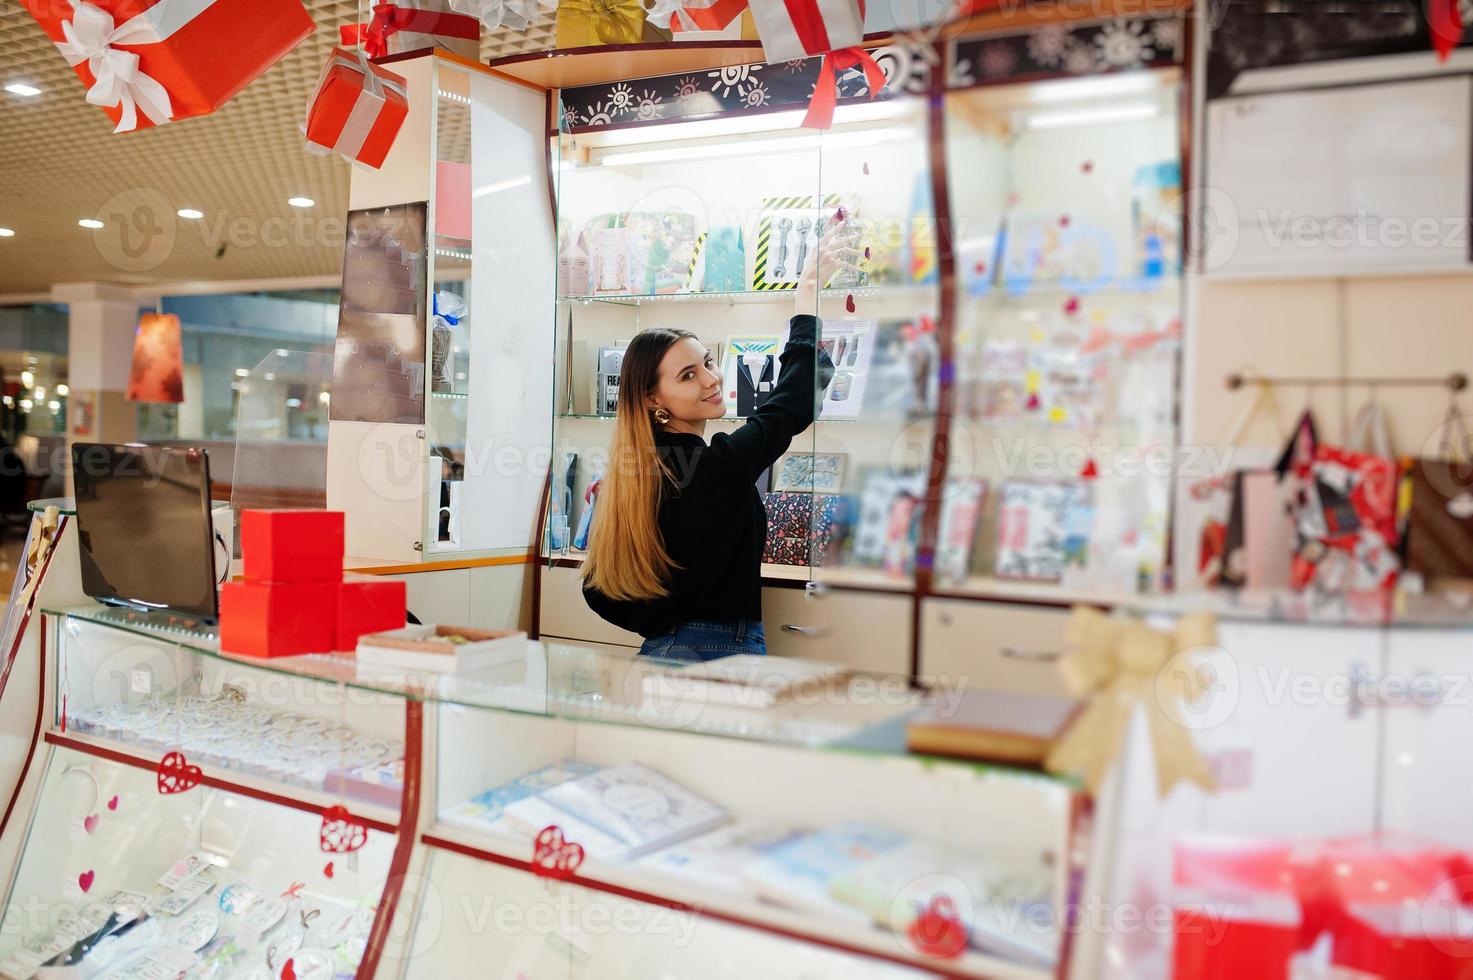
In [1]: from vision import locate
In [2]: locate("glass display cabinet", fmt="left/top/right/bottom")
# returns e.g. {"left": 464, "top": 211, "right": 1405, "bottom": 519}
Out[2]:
{"left": 326, "top": 54, "right": 555, "bottom": 564}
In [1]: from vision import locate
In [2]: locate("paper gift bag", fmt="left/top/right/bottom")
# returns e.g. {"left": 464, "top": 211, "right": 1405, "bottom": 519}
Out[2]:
{"left": 24, "top": 0, "right": 314, "bottom": 133}
{"left": 303, "top": 48, "right": 410, "bottom": 170}
{"left": 1406, "top": 404, "right": 1473, "bottom": 581}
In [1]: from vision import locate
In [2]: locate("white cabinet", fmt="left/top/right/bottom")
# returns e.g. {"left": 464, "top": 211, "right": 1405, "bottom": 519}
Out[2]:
{"left": 919, "top": 598, "right": 1071, "bottom": 697}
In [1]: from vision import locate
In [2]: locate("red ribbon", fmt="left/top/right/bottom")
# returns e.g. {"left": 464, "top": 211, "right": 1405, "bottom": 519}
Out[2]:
{"left": 785, "top": 0, "right": 833, "bottom": 55}
{"left": 1430, "top": 0, "right": 1464, "bottom": 60}
{"left": 340, "top": 3, "right": 480, "bottom": 59}
{"left": 803, "top": 45, "right": 886, "bottom": 129}
{"left": 680, "top": 0, "right": 749, "bottom": 31}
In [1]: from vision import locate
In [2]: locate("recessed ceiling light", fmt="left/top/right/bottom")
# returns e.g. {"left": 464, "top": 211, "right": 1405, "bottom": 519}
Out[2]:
{"left": 0, "top": 228, "right": 13, "bottom": 238}
{"left": 177, "top": 208, "right": 204, "bottom": 220}
{"left": 287, "top": 197, "right": 315, "bottom": 208}
{"left": 56, "top": 384, "right": 69, "bottom": 396}
{"left": 5, "top": 83, "right": 41, "bottom": 98}
{"left": 78, "top": 218, "right": 104, "bottom": 229}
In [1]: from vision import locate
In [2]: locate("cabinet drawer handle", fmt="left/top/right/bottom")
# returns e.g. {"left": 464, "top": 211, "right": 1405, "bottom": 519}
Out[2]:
{"left": 1000, "top": 647, "right": 1062, "bottom": 663}
{"left": 781, "top": 624, "right": 832, "bottom": 638}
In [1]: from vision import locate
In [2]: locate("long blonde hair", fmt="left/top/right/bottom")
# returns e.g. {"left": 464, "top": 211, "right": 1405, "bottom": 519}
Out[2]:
{"left": 581, "top": 328, "right": 696, "bottom": 600}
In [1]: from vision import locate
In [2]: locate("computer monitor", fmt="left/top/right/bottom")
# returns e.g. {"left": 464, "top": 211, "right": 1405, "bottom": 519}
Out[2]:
{"left": 71, "top": 443, "right": 219, "bottom": 622}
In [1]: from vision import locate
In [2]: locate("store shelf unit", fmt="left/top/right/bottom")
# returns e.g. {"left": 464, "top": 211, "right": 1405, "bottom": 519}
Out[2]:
{"left": 0, "top": 603, "right": 1087, "bottom": 979}
{"left": 527, "top": 7, "right": 1193, "bottom": 678}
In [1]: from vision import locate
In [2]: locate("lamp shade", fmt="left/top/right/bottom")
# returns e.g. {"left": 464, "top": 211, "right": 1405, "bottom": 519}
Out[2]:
{"left": 126, "top": 313, "right": 185, "bottom": 403}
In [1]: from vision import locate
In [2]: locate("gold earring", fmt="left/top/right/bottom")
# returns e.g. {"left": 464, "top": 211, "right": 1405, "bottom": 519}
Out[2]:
{"left": 653, "top": 406, "right": 671, "bottom": 425}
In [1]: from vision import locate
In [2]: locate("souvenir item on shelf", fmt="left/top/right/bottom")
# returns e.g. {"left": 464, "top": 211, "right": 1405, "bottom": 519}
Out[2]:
{"left": 335, "top": 577, "right": 408, "bottom": 651}
{"left": 558, "top": 228, "right": 593, "bottom": 297}
{"left": 341, "top": 0, "right": 482, "bottom": 59}
{"left": 906, "top": 690, "right": 1081, "bottom": 766}
{"left": 573, "top": 469, "right": 603, "bottom": 551}
{"left": 762, "top": 492, "right": 839, "bottom": 566}
{"left": 736, "top": 353, "right": 776, "bottom": 417}
{"left": 975, "top": 339, "right": 1028, "bottom": 422}
{"left": 882, "top": 491, "right": 921, "bottom": 576}
{"left": 935, "top": 479, "right": 988, "bottom": 583}
{"left": 532, "top": 762, "right": 729, "bottom": 859}
{"left": 241, "top": 509, "right": 343, "bottom": 583}
{"left": 356, "top": 623, "right": 527, "bottom": 673}
{"left": 548, "top": 451, "right": 577, "bottom": 553}
{"left": 449, "top": 0, "right": 556, "bottom": 31}
{"left": 993, "top": 479, "right": 1093, "bottom": 582}
{"left": 23, "top": 0, "right": 313, "bottom": 134}
{"left": 849, "top": 469, "right": 925, "bottom": 567}
{"left": 814, "top": 321, "right": 872, "bottom": 420}
{"left": 863, "top": 319, "right": 937, "bottom": 419}
{"left": 596, "top": 346, "right": 626, "bottom": 417}
{"left": 1131, "top": 160, "right": 1182, "bottom": 281}
{"left": 906, "top": 174, "right": 938, "bottom": 285}
{"left": 1405, "top": 406, "right": 1473, "bottom": 581}
{"left": 589, "top": 226, "right": 632, "bottom": 293}
{"left": 446, "top": 761, "right": 601, "bottom": 831}
{"left": 1000, "top": 211, "right": 1113, "bottom": 290}
{"left": 751, "top": 196, "right": 850, "bottom": 290}
{"left": 220, "top": 580, "right": 338, "bottom": 657}
{"left": 303, "top": 48, "right": 410, "bottom": 171}
{"left": 721, "top": 335, "right": 780, "bottom": 417}
{"left": 429, "top": 290, "right": 466, "bottom": 392}
{"left": 324, "top": 758, "right": 406, "bottom": 808}
{"left": 699, "top": 226, "right": 746, "bottom": 293}
{"left": 1031, "top": 329, "right": 1105, "bottom": 429}
{"left": 742, "top": 823, "right": 910, "bottom": 923}
{"left": 557, "top": 0, "right": 669, "bottom": 46}
{"left": 636, "top": 823, "right": 795, "bottom": 897}
{"left": 588, "top": 211, "right": 700, "bottom": 294}
{"left": 772, "top": 453, "right": 846, "bottom": 494}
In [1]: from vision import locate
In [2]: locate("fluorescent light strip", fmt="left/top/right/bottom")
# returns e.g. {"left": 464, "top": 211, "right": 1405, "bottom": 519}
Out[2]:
{"left": 5, "top": 82, "right": 41, "bottom": 97}
{"left": 586, "top": 98, "right": 917, "bottom": 149}
{"left": 1026, "top": 103, "right": 1159, "bottom": 130}
{"left": 1027, "top": 73, "right": 1159, "bottom": 104}
{"left": 599, "top": 126, "right": 908, "bottom": 167}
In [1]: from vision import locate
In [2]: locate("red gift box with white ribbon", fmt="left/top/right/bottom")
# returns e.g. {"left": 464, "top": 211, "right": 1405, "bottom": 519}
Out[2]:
{"left": 341, "top": 1, "right": 481, "bottom": 60}
{"left": 304, "top": 47, "right": 410, "bottom": 170}
{"left": 22, "top": 0, "right": 313, "bottom": 134}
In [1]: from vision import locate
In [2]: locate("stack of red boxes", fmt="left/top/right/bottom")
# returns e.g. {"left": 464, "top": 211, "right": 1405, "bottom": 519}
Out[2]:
{"left": 221, "top": 510, "right": 407, "bottom": 657}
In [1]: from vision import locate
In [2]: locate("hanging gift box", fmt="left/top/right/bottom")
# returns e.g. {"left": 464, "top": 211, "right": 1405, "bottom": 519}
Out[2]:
{"left": 23, "top": 0, "right": 314, "bottom": 134}
{"left": 303, "top": 47, "right": 410, "bottom": 170}
{"left": 449, "top": 0, "right": 555, "bottom": 32}
{"left": 341, "top": 1, "right": 481, "bottom": 60}
{"left": 747, "top": 0, "right": 863, "bottom": 62}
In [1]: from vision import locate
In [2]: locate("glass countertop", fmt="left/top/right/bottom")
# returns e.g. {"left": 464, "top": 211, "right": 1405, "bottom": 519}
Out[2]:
{"left": 1122, "top": 588, "right": 1473, "bottom": 630}
{"left": 27, "top": 497, "right": 75, "bottom": 515}
{"left": 43, "top": 603, "right": 1044, "bottom": 773}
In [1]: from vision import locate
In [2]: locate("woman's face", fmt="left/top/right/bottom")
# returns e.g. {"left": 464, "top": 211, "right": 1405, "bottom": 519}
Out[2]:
{"left": 650, "top": 337, "right": 724, "bottom": 423}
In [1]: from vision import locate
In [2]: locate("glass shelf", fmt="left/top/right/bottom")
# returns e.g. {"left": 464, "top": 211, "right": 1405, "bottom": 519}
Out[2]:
{"left": 964, "top": 274, "right": 1181, "bottom": 300}
{"left": 562, "top": 285, "right": 936, "bottom": 307}
{"left": 27, "top": 496, "right": 74, "bottom": 515}
{"left": 44, "top": 604, "right": 1061, "bottom": 765}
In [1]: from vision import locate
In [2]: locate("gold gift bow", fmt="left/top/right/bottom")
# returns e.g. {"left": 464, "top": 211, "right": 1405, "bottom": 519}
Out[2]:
{"left": 16, "top": 506, "right": 61, "bottom": 610}
{"left": 556, "top": 0, "right": 648, "bottom": 45}
{"left": 1044, "top": 606, "right": 1219, "bottom": 798}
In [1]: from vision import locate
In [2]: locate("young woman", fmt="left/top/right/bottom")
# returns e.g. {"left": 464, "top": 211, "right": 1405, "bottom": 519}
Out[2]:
{"left": 581, "top": 223, "right": 855, "bottom": 660}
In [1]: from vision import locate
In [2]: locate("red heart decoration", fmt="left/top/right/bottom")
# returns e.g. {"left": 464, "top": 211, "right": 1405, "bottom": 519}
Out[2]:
{"left": 845, "top": 294, "right": 856, "bottom": 314}
{"left": 1025, "top": 392, "right": 1041, "bottom": 411}
{"left": 531, "top": 825, "right": 585, "bottom": 880}
{"left": 834, "top": 206, "right": 846, "bottom": 223}
{"left": 1081, "top": 160, "right": 1094, "bottom": 173}
{"left": 1063, "top": 296, "right": 1080, "bottom": 315}
{"left": 281, "top": 959, "right": 296, "bottom": 980}
{"left": 319, "top": 806, "right": 368, "bottom": 854}
{"left": 323, "top": 862, "right": 334, "bottom": 879}
{"left": 107, "top": 796, "right": 119, "bottom": 811}
{"left": 84, "top": 814, "right": 99, "bottom": 834}
{"left": 906, "top": 895, "right": 967, "bottom": 958}
{"left": 157, "top": 751, "right": 202, "bottom": 795}
{"left": 1081, "top": 458, "right": 1099, "bottom": 479}
{"left": 973, "top": 260, "right": 987, "bottom": 275}
{"left": 1059, "top": 214, "right": 1071, "bottom": 228}
{"left": 78, "top": 870, "right": 94, "bottom": 894}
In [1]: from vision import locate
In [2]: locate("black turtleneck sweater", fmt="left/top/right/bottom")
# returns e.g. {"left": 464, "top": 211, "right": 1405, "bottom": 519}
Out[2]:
{"left": 583, "top": 314, "right": 834, "bottom": 639}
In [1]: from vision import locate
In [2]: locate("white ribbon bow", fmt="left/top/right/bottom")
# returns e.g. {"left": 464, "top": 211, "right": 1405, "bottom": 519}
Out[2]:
{"left": 54, "top": 1, "right": 176, "bottom": 134}
{"left": 643, "top": 0, "right": 720, "bottom": 31}
{"left": 448, "top": 0, "right": 555, "bottom": 31}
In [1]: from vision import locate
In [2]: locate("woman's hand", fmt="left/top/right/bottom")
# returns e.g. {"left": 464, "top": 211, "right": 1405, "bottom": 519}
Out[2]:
{"left": 794, "top": 216, "right": 862, "bottom": 317}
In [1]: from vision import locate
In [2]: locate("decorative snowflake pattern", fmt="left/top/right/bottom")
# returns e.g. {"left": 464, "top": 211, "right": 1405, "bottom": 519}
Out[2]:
{"left": 708, "top": 64, "right": 762, "bottom": 98}
{"left": 1095, "top": 20, "right": 1154, "bottom": 67}
{"left": 673, "top": 75, "right": 700, "bottom": 100}
{"left": 635, "top": 89, "right": 663, "bottom": 120}
{"left": 1150, "top": 18, "right": 1183, "bottom": 59}
{"left": 980, "top": 41, "right": 1018, "bottom": 79}
{"left": 1027, "top": 25, "right": 1069, "bottom": 66}
{"left": 743, "top": 81, "right": 771, "bottom": 108}
{"left": 1062, "top": 40, "right": 1098, "bottom": 75}
{"left": 608, "top": 82, "right": 635, "bottom": 114}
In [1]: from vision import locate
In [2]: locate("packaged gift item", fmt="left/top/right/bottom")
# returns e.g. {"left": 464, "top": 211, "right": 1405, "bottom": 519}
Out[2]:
{"left": 23, "top": 0, "right": 313, "bottom": 134}
{"left": 556, "top": 0, "right": 670, "bottom": 46}
{"left": 589, "top": 226, "right": 631, "bottom": 294}
{"left": 700, "top": 227, "right": 746, "bottom": 293}
{"left": 816, "top": 321, "right": 873, "bottom": 420}
{"left": 721, "top": 335, "right": 780, "bottom": 417}
{"left": 341, "top": 0, "right": 481, "bottom": 59}
{"left": 356, "top": 623, "right": 525, "bottom": 673}
{"left": 242, "top": 510, "right": 344, "bottom": 582}
{"left": 751, "top": 196, "right": 850, "bottom": 291}
{"left": 1406, "top": 406, "right": 1473, "bottom": 582}
{"left": 1132, "top": 160, "right": 1182, "bottom": 281}
{"left": 994, "top": 480, "right": 1093, "bottom": 582}
{"left": 596, "top": 346, "right": 626, "bottom": 416}
{"left": 335, "top": 576, "right": 407, "bottom": 651}
{"left": 558, "top": 228, "right": 593, "bottom": 297}
{"left": 303, "top": 48, "right": 409, "bottom": 170}
{"left": 221, "top": 580, "right": 338, "bottom": 658}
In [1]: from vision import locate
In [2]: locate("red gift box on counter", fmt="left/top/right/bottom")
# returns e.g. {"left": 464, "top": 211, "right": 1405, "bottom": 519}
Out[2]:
{"left": 220, "top": 580, "right": 338, "bottom": 658}
{"left": 303, "top": 47, "right": 409, "bottom": 170}
{"left": 22, "top": 0, "right": 314, "bottom": 134}
{"left": 340, "top": 1, "right": 480, "bottom": 59}
{"left": 242, "top": 509, "right": 345, "bottom": 583}
{"left": 336, "top": 577, "right": 408, "bottom": 651}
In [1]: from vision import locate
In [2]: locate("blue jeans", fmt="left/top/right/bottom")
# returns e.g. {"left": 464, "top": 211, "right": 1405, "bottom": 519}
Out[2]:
{"left": 639, "top": 619, "right": 766, "bottom": 662}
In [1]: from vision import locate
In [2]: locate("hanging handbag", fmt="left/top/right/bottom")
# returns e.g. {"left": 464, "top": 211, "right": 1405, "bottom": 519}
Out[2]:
{"left": 1404, "top": 401, "right": 1473, "bottom": 582}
